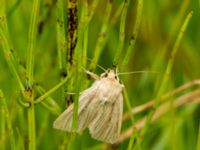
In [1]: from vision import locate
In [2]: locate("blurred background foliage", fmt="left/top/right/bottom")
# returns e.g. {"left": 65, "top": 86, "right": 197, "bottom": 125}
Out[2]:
{"left": 0, "top": 0, "right": 200, "bottom": 150}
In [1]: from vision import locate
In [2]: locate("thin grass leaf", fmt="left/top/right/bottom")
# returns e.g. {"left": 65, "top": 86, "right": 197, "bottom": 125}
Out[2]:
{"left": 89, "top": 0, "right": 113, "bottom": 70}
{"left": 123, "top": 0, "right": 143, "bottom": 65}
{"left": 197, "top": 123, "right": 200, "bottom": 150}
{"left": 140, "top": 11, "right": 193, "bottom": 138}
{"left": 0, "top": 90, "right": 16, "bottom": 150}
{"left": 0, "top": 91, "right": 6, "bottom": 150}
{"left": 34, "top": 76, "right": 70, "bottom": 104}
{"left": 113, "top": 0, "right": 130, "bottom": 67}
{"left": 0, "top": 28, "right": 24, "bottom": 91}
{"left": 26, "top": 0, "right": 40, "bottom": 149}
{"left": 56, "top": 0, "right": 67, "bottom": 72}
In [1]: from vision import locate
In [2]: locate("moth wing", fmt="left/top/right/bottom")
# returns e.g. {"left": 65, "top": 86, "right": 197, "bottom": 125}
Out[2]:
{"left": 53, "top": 102, "right": 74, "bottom": 131}
{"left": 53, "top": 82, "right": 99, "bottom": 132}
{"left": 89, "top": 93, "right": 123, "bottom": 144}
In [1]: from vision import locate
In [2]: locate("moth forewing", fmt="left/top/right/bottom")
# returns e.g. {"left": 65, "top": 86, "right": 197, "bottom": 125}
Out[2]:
{"left": 53, "top": 70, "right": 124, "bottom": 144}
{"left": 53, "top": 81, "right": 100, "bottom": 132}
{"left": 89, "top": 93, "right": 123, "bottom": 144}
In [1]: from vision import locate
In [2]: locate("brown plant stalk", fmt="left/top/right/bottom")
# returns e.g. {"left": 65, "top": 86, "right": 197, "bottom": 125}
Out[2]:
{"left": 119, "top": 88, "right": 200, "bottom": 143}
{"left": 123, "top": 79, "right": 200, "bottom": 121}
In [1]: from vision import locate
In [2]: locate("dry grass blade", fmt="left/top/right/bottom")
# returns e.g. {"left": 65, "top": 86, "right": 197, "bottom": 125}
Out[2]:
{"left": 120, "top": 89, "right": 200, "bottom": 143}
{"left": 123, "top": 79, "right": 200, "bottom": 121}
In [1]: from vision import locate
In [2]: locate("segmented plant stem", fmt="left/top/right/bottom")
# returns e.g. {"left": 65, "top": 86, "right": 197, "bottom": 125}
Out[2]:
{"left": 0, "top": 90, "right": 16, "bottom": 150}
{"left": 123, "top": 0, "right": 143, "bottom": 65}
{"left": 113, "top": 0, "right": 130, "bottom": 67}
{"left": 141, "top": 11, "right": 193, "bottom": 137}
{"left": 89, "top": 0, "right": 112, "bottom": 70}
{"left": 26, "top": 0, "right": 40, "bottom": 149}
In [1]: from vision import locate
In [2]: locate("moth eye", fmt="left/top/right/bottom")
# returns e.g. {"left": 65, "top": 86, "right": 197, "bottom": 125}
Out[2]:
{"left": 104, "top": 73, "right": 108, "bottom": 77}
{"left": 115, "top": 75, "right": 118, "bottom": 80}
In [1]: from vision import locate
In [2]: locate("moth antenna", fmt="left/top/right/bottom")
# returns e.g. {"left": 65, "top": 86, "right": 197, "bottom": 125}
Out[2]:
{"left": 115, "top": 67, "right": 119, "bottom": 76}
{"left": 96, "top": 64, "right": 106, "bottom": 72}
{"left": 85, "top": 57, "right": 106, "bottom": 71}
{"left": 118, "top": 71, "right": 159, "bottom": 75}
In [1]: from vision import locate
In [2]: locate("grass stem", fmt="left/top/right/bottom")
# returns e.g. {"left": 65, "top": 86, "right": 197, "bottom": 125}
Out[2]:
{"left": 141, "top": 10, "right": 193, "bottom": 137}
{"left": 113, "top": 0, "right": 129, "bottom": 67}
{"left": 0, "top": 90, "right": 16, "bottom": 150}
{"left": 89, "top": 0, "right": 112, "bottom": 70}
{"left": 34, "top": 76, "right": 70, "bottom": 104}
{"left": 26, "top": 0, "right": 40, "bottom": 149}
{"left": 123, "top": 0, "right": 143, "bottom": 65}
{"left": 0, "top": 28, "right": 24, "bottom": 91}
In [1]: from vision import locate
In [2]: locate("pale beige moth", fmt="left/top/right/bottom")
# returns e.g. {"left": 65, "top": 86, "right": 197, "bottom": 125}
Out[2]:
{"left": 53, "top": 69, "right": 124, "bottom": 144}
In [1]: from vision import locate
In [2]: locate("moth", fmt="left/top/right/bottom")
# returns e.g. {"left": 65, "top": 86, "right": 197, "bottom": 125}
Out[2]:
{"left": 53, "top": 69, "right": 124, "bottom": 144}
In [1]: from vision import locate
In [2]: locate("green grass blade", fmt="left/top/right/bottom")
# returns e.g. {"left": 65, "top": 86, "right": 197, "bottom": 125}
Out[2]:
{"left": 56, "top": 0, "right": 67, "bottom": 72}
{"left": 0, "top": 91, "right": 6, "bottom": 150}
{"left": 26, "top": 0, "right": 40, "bottom": 149}
{"left": 113, "top": 0, "right": 130, "bottom": 67}
{"left": 141, "top": 11, "right": 193, "bottom": 137}
{"left": 0, "top": 28, "right": 24, "bottom": 91}
{"left": 34, "top": 76, "right": 70, "bottom": 104}
{"left": 197, "top": 123, "right": 200, "bottom": 150}
{"left": 123, "top": 0, "right": 143, "bottom": 65}
{"left": 26, "top": 0, "right": 40, "bottom": 85}
{"left": 0, "top": 90, "right": 16, "bottom": 150}
{"left": 89, "top": 0, "right": 112, "bottom": 70}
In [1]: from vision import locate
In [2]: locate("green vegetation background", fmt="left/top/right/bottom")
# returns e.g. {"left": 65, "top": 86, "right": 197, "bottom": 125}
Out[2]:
{"left": 0, "top": 0, "right": 200, "bottom": 150}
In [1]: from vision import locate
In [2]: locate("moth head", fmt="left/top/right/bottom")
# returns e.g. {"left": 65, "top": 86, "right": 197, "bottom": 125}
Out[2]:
{"left": 100, "top": 69, "right": 119, "bottom": 81}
